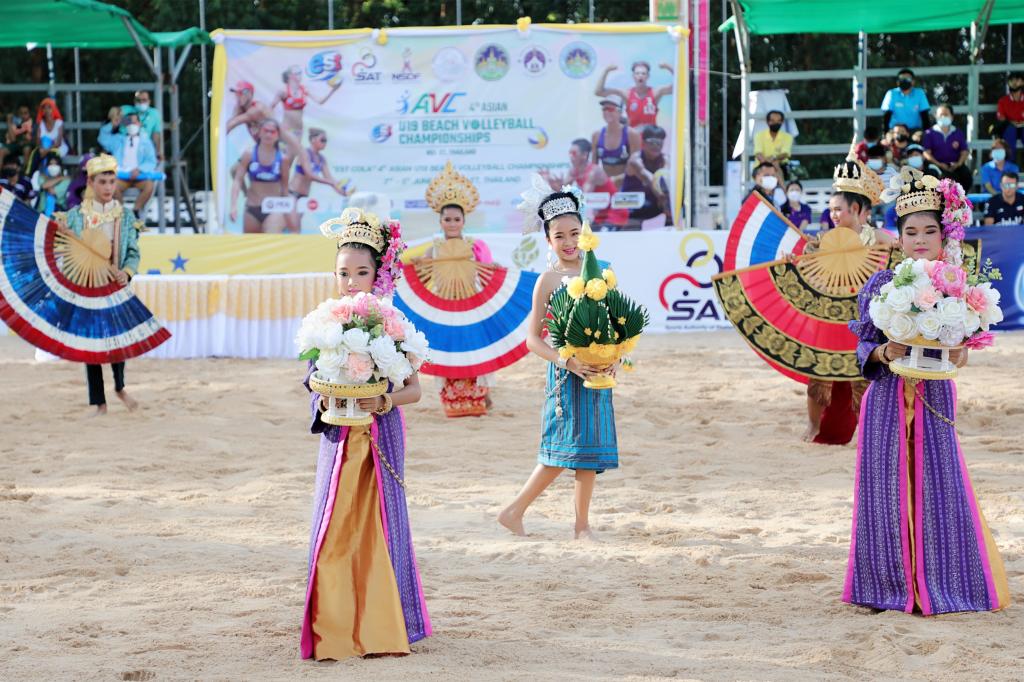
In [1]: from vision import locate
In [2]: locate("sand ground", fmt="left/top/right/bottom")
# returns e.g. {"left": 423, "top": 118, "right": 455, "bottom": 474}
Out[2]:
{"left": 1, "top": 331, "right": 1021, "bottom": 681}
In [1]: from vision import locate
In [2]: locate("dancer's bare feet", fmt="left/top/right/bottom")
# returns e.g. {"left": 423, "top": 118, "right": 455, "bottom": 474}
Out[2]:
{"left": 574, "top": 526, "right": 599, "bottom": 542}
{"left": 498, "top": 507, "right": 526, "bottom": 536}
{"left": 116, "top": 389, "right": 138, "bottom": 412}
{"left": 88, "top": 404, "right": 108, "bottom": 418}
{"left": 801, "top": 421, "right": 819, "bottom": 443}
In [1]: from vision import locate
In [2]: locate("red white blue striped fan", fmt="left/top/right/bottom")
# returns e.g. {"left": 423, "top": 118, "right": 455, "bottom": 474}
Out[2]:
{"left": 0, "top": 188, "right": 170, "bottom": 363}
{"left": 393, "top": 262, "right": 538, "bottom": 378}
{"left": 723, "top": 192, "right": 809, "bottom": 271}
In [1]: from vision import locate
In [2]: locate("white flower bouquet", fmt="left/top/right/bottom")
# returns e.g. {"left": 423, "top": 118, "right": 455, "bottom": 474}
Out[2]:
{"left": 870, "top": 258, "right": 1002, "bottom": 378}
{"left": 296, "top": 292, "right": 429, "bottom": 424}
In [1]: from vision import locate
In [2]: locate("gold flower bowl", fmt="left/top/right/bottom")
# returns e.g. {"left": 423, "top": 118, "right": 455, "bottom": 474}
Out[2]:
{"left": 309, "top": 374, "right": 389, "bottom": 426}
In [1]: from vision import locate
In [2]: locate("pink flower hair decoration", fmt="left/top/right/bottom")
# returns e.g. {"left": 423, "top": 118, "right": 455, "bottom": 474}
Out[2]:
{"left": 373, "top": 219, "right": 407, "bottom": 297}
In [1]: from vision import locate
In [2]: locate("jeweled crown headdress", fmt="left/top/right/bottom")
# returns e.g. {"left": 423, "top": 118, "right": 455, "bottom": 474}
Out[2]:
{"left": 425, "top": 161, "right": 479, "bottom": 214}
{"left": 319, "top": 207, "right": 387, "bottom": 252}
{"left": 86, "top": 154, "right": 118, "bottom": 177}
{"left": 832, "top": 141, "right": 885, "bottom": 206}
{"left": 881, "top": 166, "right": 943, "bottom": 217}
{"left": 517, "top": 173, "right": 584, "bottom": 233}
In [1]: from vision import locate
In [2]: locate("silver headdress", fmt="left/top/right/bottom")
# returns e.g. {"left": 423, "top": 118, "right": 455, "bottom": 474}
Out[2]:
{"left": 517, "top": 173, "right": 584, "bottom": 234}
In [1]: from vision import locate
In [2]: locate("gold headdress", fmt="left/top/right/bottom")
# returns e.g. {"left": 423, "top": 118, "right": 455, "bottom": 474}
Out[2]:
{"left": 319, "top": 207, "right": 386, "bottom": 252}
{"left": 881, "top": 166, "right": 942, "bottom": 217}
{"left": 832, "top": 141, "right": 885, "bottom": 206}
{"left": 86, "top": 154, "right": 118, "bottom": 177}
{"left": 425, "top": 161, "right": 479, "bottom": 214}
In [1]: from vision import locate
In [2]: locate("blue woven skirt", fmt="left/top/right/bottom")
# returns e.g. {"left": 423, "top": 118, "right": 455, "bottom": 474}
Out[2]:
{"left": 538, "top": 363, "right": 618, "bottom": 472}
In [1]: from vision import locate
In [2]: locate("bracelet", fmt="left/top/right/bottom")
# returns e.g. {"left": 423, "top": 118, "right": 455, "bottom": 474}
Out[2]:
{"left": 555, "top": 355, "right": 568, "bottom": 370}
{"left": 879, "top": 344, "right": 892, "bottom": 364}
{"left": 374, "top": 393, "right": 393, "bottom": 415}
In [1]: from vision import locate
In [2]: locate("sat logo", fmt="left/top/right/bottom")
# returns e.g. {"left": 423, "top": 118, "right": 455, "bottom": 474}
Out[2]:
{"left": 658, "top": 233, "right": 723, "bottom": 325}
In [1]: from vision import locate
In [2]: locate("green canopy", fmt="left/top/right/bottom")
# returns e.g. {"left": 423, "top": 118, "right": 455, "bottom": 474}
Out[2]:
{"left": 720, "top": 0, "right": 1024, "bottom": 35}
{"left": 3, "top": 0, "right": 210, "bottom": 49}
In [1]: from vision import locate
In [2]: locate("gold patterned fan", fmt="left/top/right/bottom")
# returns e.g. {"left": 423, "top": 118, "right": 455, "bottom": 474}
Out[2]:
{"left": 795, "top": 227, "right": 890, "bottom": 296}
{"left": 53, "top": 227, "right": 114, "bottom": 287}
{"left": 414, "top": 239, "right": 495, "bottom": 300}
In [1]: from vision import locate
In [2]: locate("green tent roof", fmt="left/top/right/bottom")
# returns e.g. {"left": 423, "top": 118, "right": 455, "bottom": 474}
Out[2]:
{"left": 3, "top": 0, "right": 210, "bottom": 49}
{"left": 720, "top": 0, "right": 1024, "bottom": 35}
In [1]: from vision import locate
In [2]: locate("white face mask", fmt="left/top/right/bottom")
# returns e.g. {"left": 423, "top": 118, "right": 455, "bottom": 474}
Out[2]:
{"left": 787, "top": 190, "right": 802, "bottom": 202}
{"left": 759, "top": 175, "right": 778, "bottom": 191}
{"left": 136, "top": 102, "right": 150, "bottom": 112}
{"left": 937, "top": 116, "right": 953, "bottom": 127}
{"left": 46, "top": 164, "right": 61, "bottom": 177}
{"left": 907, "top": 156, "right": 924, "bottom": 169}
{"left": 126, "top": 123, "right": 141, "bottom": 136}
{"left": 867, "top": 158, "right": 885, "bottom": 171}
{"left": 992, "top": 149, "right": 1007, "bottom": 162}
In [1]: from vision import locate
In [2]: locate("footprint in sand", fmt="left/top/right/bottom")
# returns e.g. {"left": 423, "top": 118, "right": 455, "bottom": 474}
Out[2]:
{"left": 121, "top": 672, "right": 156, "bottom": 681}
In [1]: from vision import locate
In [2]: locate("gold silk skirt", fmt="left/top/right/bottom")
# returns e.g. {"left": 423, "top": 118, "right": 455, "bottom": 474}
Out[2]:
{"left": 310, "top": 425, "right": 410, "bottom": 660}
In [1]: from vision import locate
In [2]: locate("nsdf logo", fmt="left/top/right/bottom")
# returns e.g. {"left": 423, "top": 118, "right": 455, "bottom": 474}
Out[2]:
{"left": 658, "top": 233, "right": 723, "bottom": 329}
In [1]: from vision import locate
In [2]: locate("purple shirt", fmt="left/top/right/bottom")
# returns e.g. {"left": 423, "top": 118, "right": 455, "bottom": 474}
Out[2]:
{"left": 922, "top": 126, "right": 968, "bottom": 165}
{"left": 782, "top": 201, "right": 812, "bottom": 228}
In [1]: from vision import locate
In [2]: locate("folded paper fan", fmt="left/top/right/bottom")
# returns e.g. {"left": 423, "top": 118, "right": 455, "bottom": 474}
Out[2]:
{"left": 393, "top": 256, "right": 538, "bottom": 379}
{"left": 722, "top": 192, "right": 809, "bottom": 272}
{"left": 0, "top": 189, "right": 170, "bottom": 363}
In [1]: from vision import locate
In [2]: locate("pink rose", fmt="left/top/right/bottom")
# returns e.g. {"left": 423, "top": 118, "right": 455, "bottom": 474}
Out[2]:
{"left": 330, "top": 302, "right": 353, "bottom": 323}
{"left": 922, "top": 260, "right": 940, "bottom": 277}
{"left": 964, "top": 331, "right": 994, "bottom": 350}
{"left": 383, "top": 316, "right": 406, "bottom": 341}
{"left": 964, "top": 286, "right": 988, "bottom": 314}
{"left": 344, "top": 352, "right": 375, "bottom": 383}
{"left": 913, "top": 284, "right": 940, "bottom": 310}
{"left": 930, "top": 263, "right": 966, "bottom": 297}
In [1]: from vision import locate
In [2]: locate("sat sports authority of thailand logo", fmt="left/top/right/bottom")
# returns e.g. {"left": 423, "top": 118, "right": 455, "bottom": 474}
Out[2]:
{"left": 658, "top": 233, "right": 724, "bottom": 327}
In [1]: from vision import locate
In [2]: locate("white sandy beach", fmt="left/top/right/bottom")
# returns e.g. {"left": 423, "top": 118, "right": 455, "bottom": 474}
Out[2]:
{"left": 1, "top": 331, "right": 1021, "bottom": 681}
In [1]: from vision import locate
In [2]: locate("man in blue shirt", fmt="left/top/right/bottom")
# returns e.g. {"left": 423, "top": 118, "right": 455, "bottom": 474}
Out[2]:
{"left": 98, "top": 105, "right": 163, "bottom": 216}
{"left": 881, "top": 69, "right": 930, "bottom": 132}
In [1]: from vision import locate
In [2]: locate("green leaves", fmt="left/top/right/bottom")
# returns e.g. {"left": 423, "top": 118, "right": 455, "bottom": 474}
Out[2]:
{"left": 299, "top": 347, "right": 320, "bottom": 362}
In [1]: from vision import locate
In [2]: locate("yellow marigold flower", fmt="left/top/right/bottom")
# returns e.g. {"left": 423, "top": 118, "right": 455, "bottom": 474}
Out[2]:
{"left": 617, "top": 316, "right": 626, "bottom": 325}
{"left": 602, "top": 268, "right": 617, "bottom": 288}
{"left": 594, "top": 330, "right": 601, "bottom": 339}
{"left": 566, "top": 276, "right": 586, "bottom": 299}
{"left": 576, "top": 224, "right": 600, "bottom": 252}
{"left": 585, "top": 278, "right": 608, "bottom": 301}
{"left": 558, "top": 346, "right": 575, "bottom": 359}
{"left": 584, "top": 327, "right": 593, "bottom": 336}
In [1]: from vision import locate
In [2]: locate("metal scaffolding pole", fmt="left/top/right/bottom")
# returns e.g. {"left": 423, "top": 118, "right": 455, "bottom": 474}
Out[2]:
{"left": 729, "top": 0, "right": 751, "bottom": 187}
{"left": 200, "top": 0, "right": 210, "bottom": 215}
{"left": 74, "top": 48, "right": 83, "bottom": 154}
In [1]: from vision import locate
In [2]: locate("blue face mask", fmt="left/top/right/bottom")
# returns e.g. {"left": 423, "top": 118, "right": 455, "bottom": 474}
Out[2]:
{"left": 907, "top": 156, "right": 924, "bottom": 169}
{"left": 992, "top": 149, "right": 1007, "bottom": 162}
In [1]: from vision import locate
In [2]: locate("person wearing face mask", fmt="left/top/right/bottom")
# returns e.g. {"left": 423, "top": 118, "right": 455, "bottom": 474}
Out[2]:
{"left": 887, "top": 123, "right": 912, "bottom": 163}
{"left": 98, "top": 106, "right": 162, "bottom": 216}
{"left": 780, "top": 180, "right": 811, "bottom": 230}
{"left": 922, "top": 104, "right": 972, "bottom": 190}
{"left": 881, "top": 68, "right": 930, "bottom": 132}
{"left": 0, "top": 158, "right": 36, "bottom": 205}
{"left": 753, "top": 110, "right": 792, "bottom": 179}
{"left": 854, "top": 126, "right": 881, "bottom": 163}
{"left": 749, "top": 161, "right": 783, "bottom": 206}
{"left": 994, "top": 73, "right": 1024, "bottom": 162}
{"left": 129, "top": 90, "right": 163, "bottom": 164}
{"left": 4, "top": 104, "right": 33, "bottom": 165}
{"left": 980, "top": 138, "right": 1019, "bottom": 194}
{"left": 29, "top": 150, "right": 69, "bottom": 216}
{"left": 983, "top": 170, "right": 1024, "bottom": 225}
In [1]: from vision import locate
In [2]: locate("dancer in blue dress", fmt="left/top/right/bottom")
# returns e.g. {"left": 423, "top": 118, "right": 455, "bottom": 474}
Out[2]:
{"left": 498, "top": 186, "right": 618, "bottom": 540}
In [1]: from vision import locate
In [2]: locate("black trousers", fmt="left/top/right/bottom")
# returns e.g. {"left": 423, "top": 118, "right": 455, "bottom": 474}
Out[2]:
{"left": 86, "top": 362, "right": 125, "bottom": 406}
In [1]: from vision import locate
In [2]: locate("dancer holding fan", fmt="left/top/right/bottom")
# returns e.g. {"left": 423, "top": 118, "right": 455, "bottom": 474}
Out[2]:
{"left": 0, "top": 154, "right": 169, "bottom": 415}
{"left": 395, "top": 161, "right": 537, "bottom": 417}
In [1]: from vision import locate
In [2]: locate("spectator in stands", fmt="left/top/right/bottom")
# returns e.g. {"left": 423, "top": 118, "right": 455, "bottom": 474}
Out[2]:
{"left": 30, "top": 150, "right": 68, "bottom": 216}
{"left": 781, "top": 180, "right": 811, "bottom": 230}
{"left": 923, "top": 104, "right": 972, "bottom": 190}
{"left": 623, "top": 125, "right": 672, "bottom": 229}
{"left": 980, "top": 138, "right": 1019, "bottom": 195}
{"left": 99, "top": 106, "right": 159, "bottom": 215}
{"left": 900, "top": 143, "right": 940, "bottom": 175}
{"left": 983, "top": 171, "right": 1024, "bottom": 225}
{"left": 22, "top": 134, "right": 55, "bottom": 179}
{"left": 995, "top": 73, "right": 1024, "bottom": 163}
{"left": 35, "top": 98, "right": 69, "bottom": 157}
{"left": 749, "top": 161, "right": 781, "bottom": 206}
{"left": 854, "top": 126, "right": 881, "bottom": 163}
{"left": 754, "top": 110, "right": 792, "bottom": 180}
{"left": 132, "top": 90, "right": 163, "bottom": 163}
{"left": 65, "top": 153, "right": 92, "bottom": 210}
{"left": 881, "top": 69, "right": 930, "bottom": 132}
{"left": 866, "top": 143, "right": 898, "bottom": 187}
{"left": 3, "top": 104, "right": 33, "bottom": 165}
{"left": 818, "top": 208, "right": 834, "bottom": 232}
{"left": 887, "top": 123, "right": 911, "bottom": 163}
{"left": 0, "top": 157, "right": 36, "bottom": 205}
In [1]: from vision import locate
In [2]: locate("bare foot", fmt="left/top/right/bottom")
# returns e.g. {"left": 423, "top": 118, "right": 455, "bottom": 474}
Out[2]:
{"left": 116, "top": 390, "right": 138, "bottom": 412}
{"left": 574, "top": 527, "right": 599, "bottom": 542}
{"left": 801, "top": 422, "right": 819, "bottom": 443}
{"left": 498, "top": 507, "right": 526, "bottom": 536}
{"left": 88, "top": 404, "right": 108, "bottom": 418}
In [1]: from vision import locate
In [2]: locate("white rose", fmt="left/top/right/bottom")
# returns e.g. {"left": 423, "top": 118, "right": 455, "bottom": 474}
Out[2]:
{"left": 938, "top": 322, "right": 966, "bottom": 347}
{"left": 935, "top": 297, "right": 966, "bottom": 327}
{"left": 341, "top": 327, "right": 371, "bottom": 354}
{"left": 315, "top": 348, "right": 349, "bottom": 380}
{"left": 963, "top": 310, "right": 981, "bottom": 334}
{"left": 886, "top": 286, "right": 915, "bottom": 313}
{"left": 386, "top": 355, "right": 414, "bottom": 385}
{"left": 887, "top": 312, "right": 916, "bottom": 342}
{"left": 915, "top": 310, "right": 943, "bottom": 340}
{"left": 400, "top": 328, "right": 430, "bottom": 364}
{"left": 321, "top": 322, "right": 346, "bottom": 350}
{"left": 879, "top": 281, "right": 895, "bottom": 296}
{"left": 910, "top": 259, "right": 928, "bottom": 278}
{"left": 368, "top": 335, "right": 401, "bottom": 371}
{"left": 869, "top": 298, "right": 894, "bottom": 329}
